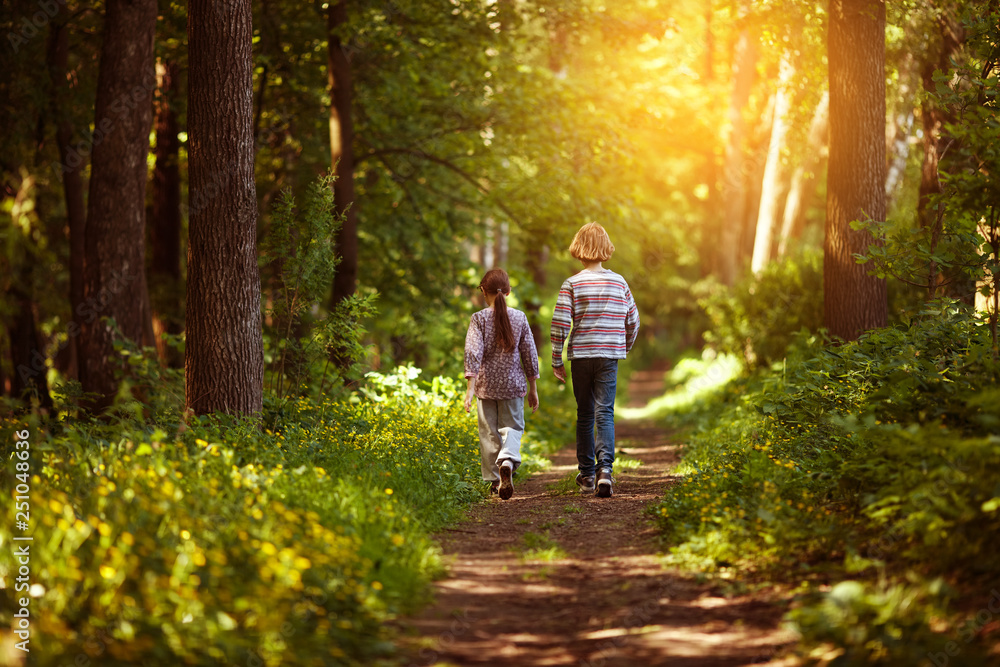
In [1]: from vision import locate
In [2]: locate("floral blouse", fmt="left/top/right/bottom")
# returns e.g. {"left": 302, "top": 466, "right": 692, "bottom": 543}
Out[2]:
{"left": 464, "top": 307, "right": 540, "bottom": 400}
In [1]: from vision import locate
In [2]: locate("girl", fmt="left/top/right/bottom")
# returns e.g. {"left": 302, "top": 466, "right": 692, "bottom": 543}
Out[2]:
{"left": 464, "top": 268, "right": 540, "bottom": 500}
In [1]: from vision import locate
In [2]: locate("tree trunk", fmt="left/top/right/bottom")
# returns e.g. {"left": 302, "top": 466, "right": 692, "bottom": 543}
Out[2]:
{"left": 719, "top": 29, "right": 758, "bottom": 285}
{"left": 741, "top": 92, "right": 774, "bottom": 267}
{"left": 7, "top": 177, "right": 54, "bottom": 410}
{"left": 78, "top": 0, "right": 157, "bottom": 411}
{"left": 824, "top": 0, "right": 888, "bottom": 341}
{"left": 918, "top": 16, "right": 963, "bottom": 300}
{"left": 185, "top": 0, "right": 264, "bottom": 415}
{"left": 328, "top": 1, "right": 358, "bottom": 307}
{"left": 46, "top": 16, "right": 86, "bottom": 382}
{"left": 7, "top": 271, "right": 54, "bottom": 410}
{"left": 778, "top": 91, "right": 829, "bottom": 257}
{"left": 751, "top": 56, "right": 794, "bottom": 274}
{"left": 149, "top": 59, "right": 184, "bottom": 367}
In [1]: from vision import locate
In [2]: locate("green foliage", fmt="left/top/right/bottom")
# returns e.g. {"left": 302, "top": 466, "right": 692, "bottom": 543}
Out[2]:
{"left": 0, "top": 366, "right": 500, "bottom": 665}
{"left": 855, "top": 11, "right": 1000, "bottom": 343}
{"left": 700, "top": 249, "right": 824, "bottom": 368}
{"left": 652, "top": 301, "right": 1000, "bottom": 660}
{"left": 259, "top": 176, "right": 378, "bottom": 402}
{"left": 787, "top": 579, "right": 997, "bottom": 666}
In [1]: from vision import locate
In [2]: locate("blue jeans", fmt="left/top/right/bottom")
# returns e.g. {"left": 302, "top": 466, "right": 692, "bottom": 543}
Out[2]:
{"left": 571, "top": 358, "right": 618, "bottom": 476}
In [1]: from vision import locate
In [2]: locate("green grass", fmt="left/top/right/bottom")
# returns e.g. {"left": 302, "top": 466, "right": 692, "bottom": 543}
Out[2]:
{"left": 0, "top": 366, "right": 511, "bottom": 666}
{"left": 516, "top": 531, "right": 567, "bottom": 561}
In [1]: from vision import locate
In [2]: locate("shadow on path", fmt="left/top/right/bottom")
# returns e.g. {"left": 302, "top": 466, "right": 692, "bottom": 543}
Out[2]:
{"left": 398, "top": 385, "right": 795, "bottom": 666}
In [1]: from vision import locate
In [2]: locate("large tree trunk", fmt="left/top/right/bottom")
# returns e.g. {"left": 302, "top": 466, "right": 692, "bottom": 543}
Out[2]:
{"left": 46, "top": 16, "right": 86, "bottom": 381}
{"left": 78, "top": 0, "right": 157, "bottom": 411}
{"left": 751, "top": 56, "right": 794, "bottom": 274}
{"left": 698, "top": 1, "right": 722, "bottom": 279}
{"left": 719, "top": 29, "right": 758, "bottom": 285}
{"left": 7, "top": 270, "right": 54, "bottom": 410}
{"left": 185, "top": 0, "right": 264, "bottom": 415}
{"left": 328, "top": 1, "right": 358, "bottom": 308}
{"left": 824, "top": 0, "right": 888, "bottom": 341}
{"left": 778, "top": 91, "right": 829, "bottom": 257}
{"left": 7, "top": 178, "right": 54, "bottom": 410}
{"left": 149, "top": 59, "right": 184, "bottom": 367}
{"left": 918, "top": 16, "right": 964, "bottom": 300}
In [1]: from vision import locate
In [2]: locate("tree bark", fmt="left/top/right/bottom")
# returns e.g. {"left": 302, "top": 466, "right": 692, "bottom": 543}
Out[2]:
{"left": 46, "top": 16, "right": 86, "bottom": 382}
{"left": 185, "top": 0, "right": 264, "bottom": 415}
{"left": 751, "top": 56, "right": 794, "bottom": 273}
{"left": 824, "top": 0, "right": 888, "bottom": 341}
{"left": 778, "top": 91, "right": 829, "bottom": 257}
{"left": 328, "top": 1, "right": 358, "bottom": 307}
{"left": 78, "top": 0, "right": 157, "bottom": 411}
{"left": 719, "top": 28, "right": 758, "bottom": 285}
{"left": 149, "top": 59, "right": 184, "bottom": 367}
{"left": 6, "top": 177, "right": 54, "bottom": 410}
{"left": 918, "top": 15, "right": 963, "bottom": 300}
{"left": 7, "top": 269, "right": 54, "bottom": 410}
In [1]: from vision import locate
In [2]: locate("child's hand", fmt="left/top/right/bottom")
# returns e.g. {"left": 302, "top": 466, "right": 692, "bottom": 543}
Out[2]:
{"left": 464, "top": 391, "right": 473, "bottom": 413}
{"left": 527, "top": 388, "right": 539, "bottom": 413}
{"left": 553, "top": 366, "right": 567, "bottom": 383}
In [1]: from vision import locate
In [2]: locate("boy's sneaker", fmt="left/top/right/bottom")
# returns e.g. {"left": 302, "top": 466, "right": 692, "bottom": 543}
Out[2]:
{"left": 576, "top": 473, "right": 595, "bottom": 493}
{"left": 489, "top": 480, "right": 499, "bottom": 495}
{"left": 596, "top": 470, "right": 613, "bottom": 498}
{"left": 498, "top": 461, "right": 514, "bottom": 500}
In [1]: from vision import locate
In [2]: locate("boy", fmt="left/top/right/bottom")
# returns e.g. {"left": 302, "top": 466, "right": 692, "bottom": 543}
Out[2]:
{"left": 550, "top": 223, "right": 640, "bottom": 498}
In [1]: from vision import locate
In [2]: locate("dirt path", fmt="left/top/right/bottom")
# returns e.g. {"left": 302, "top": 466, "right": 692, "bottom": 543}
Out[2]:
{"left": 399, "top": 371, "right": 795, "bottom": 666}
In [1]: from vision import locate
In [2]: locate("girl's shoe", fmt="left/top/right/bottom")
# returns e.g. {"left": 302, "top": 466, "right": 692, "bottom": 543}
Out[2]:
{"left": 490, "top": 480, "right": 500, "bottom": 495}
{"left": 576, "top": 473, "right": 595, "bottom": 493}
{"left": 498, "top": 461, "right": 514, "bottom": 500}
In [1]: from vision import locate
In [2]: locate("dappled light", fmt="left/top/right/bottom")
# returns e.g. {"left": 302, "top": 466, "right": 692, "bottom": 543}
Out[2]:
{"left": 2, "top": 0, "right": 999, "bottom": 664}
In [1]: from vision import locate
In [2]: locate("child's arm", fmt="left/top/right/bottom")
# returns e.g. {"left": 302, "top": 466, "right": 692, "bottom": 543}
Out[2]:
{"left": 464, "top": 315, "right": 483, "bottom": 412}
{"left": 550, "top": 279, "right": 573, "bottom": 383}
{"left": 624, "top": 283, "right": 640, "bottom": 354}
{"left": 519, "top": 313, "right": 541, "bottom": 382}
{"left": 526, "top": 377, "right": 539, "bottom": 413}
{"left": 464, "top": 376, "right": 477, "bottom": 413}
{"left": 520, "top": 314, "right": 540, "bottom": 413}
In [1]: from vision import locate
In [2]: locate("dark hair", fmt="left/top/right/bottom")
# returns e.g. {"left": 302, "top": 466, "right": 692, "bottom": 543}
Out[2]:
{"left": 479, "top": 268, "right": 515, "bottom": 353}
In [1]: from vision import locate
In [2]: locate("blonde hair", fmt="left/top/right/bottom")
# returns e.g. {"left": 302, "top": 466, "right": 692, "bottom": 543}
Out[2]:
{"left": 569, "top": 222, "right": 615, "bottom": 262}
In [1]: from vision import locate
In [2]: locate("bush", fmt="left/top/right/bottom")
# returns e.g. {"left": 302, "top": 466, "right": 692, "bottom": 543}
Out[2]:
{"left": 0, "top": 366, "right": 518, "bottom": 666}
{"left": 700, "top": 248, "right": 823, "bottom": 369}
{"left": 652, "top": 301, "right": 1000, "bottom": 660}
{"left": 788, "top": 579, "right": 996, "bottom": 666}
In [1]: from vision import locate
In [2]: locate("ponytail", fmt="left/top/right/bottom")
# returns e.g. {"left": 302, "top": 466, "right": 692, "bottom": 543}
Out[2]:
{"left": 493, "top": 289, "right": 515, "bottom": 353}
{"left": 479, "top": 268, "right": 515, "bottom": 353}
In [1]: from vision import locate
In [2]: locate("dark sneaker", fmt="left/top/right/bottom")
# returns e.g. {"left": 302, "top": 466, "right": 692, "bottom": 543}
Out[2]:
{"left": 576, "top": 473, "right": 595, "bottom": 493}
{"left": 596, "top": 469, "right": 613, "bottom": 498}
{"left": 498, "top": 461, "right": 514, "bottom": 500}
{"left": 489, "top": 480, "right": 499, "bottom": 495}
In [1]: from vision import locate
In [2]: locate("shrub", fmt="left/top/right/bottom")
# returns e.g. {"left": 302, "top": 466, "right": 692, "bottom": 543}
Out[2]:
{"left": 699, "top": 248, "right": 823, "bottom": 369}
{"left": 0, "top": 366, "right": 516, "bottom": 666}
{"left": 652, "top": 301, "right": 1000, "bottom": 662}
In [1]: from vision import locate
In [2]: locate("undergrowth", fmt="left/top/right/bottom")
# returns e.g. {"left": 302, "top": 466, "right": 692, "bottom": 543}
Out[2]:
{"left": 653, "top": 301, "right": 1000, "bottom": 665}
{"left": 0, "top": 365, "right": 556, "bottom": 666}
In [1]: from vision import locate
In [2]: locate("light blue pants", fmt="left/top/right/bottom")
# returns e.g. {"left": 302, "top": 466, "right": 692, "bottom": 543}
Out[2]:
{"left": 476, "top": 397, "right": 524, "bottom": 481}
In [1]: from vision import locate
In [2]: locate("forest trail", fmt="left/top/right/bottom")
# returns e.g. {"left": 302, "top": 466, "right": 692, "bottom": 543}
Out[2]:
{"left": 398, "top": 370, "right": 796, "bottom": 666}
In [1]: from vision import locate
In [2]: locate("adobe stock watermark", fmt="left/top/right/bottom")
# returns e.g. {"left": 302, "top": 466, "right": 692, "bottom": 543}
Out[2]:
{"left": 926, "top": 589, "right": 1000, "bottom": 666}
{"left": 15, "top": 268, "right": 137, "bottom": 387}
{"left": 6, "top": 0, "right": 66, "bottom": 54}
{"left": 407, "top": 608, "right": 481, "bottom": 667}
{"left": 51, "top": 74, "right": 158, "bottom": 176}
{"left": 578, "top": 583, "right": 669, "bottom": 667}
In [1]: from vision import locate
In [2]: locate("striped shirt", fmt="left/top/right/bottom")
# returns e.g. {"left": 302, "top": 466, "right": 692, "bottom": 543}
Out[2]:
{"left": 550, "top": 268, "right": 639, "bottom": 368}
